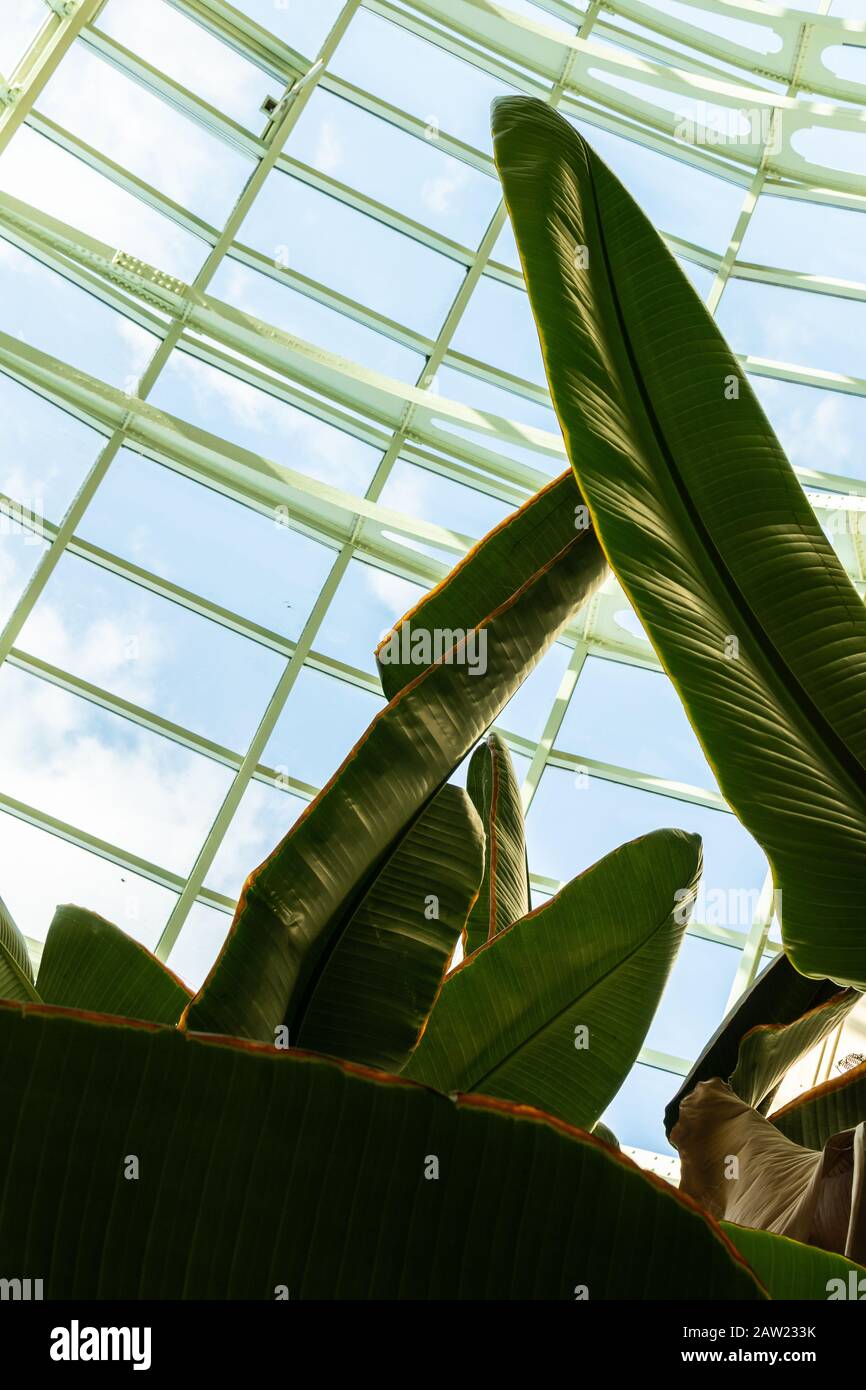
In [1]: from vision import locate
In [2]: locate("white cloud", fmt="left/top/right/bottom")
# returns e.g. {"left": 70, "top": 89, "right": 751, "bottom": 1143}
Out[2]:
{"left": 420, "top": 164, "right": 470, "bottom": 216}
{"left": 314, "top": 119, "right": 343, "bottom": 177}
{"left": 0, "top": 546, "right": 233, "bottom": 963}
{"left": 0, "top": 127, "right": 202, "bottom": 281}
{"left": 22, "top": 599, "right": 164, "bottom": 710}
{"left": 36, "top": 41, "right": 249, "bottom": 227}
{"left": 166, "top": 352, "right": 377, "bottom": 493}
{"left": 378, "top": 469, "right": 427, "bottom": 519}
{"left": 0, "top": 533, "right": 43, "bottom": 622}
{"left": 0, "top": 658, "right": 232, "bottom": 923}
{"left": 0, "top": 810, "right": 179, "bottom": 957}
{"left": 757, "top": 378, "right": 859, "bottom": 475}
{"left": 175, "top": 351, "right": 280, "bottom": 431}
{"left": 99, "top": 0, "right": 267, "bottom": 121}
{"left": 363, "top": 563, "right": 421, "bottom": 617}
{"left": 0, "top": 0, "right": 44, "bottom": 77}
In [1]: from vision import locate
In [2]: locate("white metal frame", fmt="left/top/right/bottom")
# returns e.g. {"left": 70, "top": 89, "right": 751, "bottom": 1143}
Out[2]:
{"left": 1, "top": 0, "right": 864, "bottom": 1138}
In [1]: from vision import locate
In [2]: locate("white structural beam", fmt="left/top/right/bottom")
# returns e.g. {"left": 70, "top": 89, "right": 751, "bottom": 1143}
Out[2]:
{"left": 0, "top": 0, "right": 106, "bottom": 153}
{"left": 0, "top": 0, "right": 863, "bottom": 1129}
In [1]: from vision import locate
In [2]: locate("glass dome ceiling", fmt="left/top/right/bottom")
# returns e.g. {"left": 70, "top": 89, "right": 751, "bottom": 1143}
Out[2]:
{"left": 0, "top": 0, "right": 865, "bottom": 1161}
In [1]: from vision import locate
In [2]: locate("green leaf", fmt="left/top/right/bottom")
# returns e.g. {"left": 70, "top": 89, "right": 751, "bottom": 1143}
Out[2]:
{"left": 0, "top": 893, "right": 38, "bottom": 1004}
{"left": 492, "top": 95, "right": 866, "bottom": 990}
{"left": 0, "top": 1001, "right": 765, "bottom": 1299}
{"left": 36, "top": 906, "right": 191, "bottom": 1025}
{"left": 665, "top": 954, "right": 859, "bottom": 1135}
{"left": 721, "top": 1223, "right": 866, "bottom": 1301}
{"left": 463, "top": 733, "right": 530, "bottom": 955}
{"left": 376, "top": 470, "right": 602, "bottom": 701}
{"left": 404, "top": 828, "right": 701, "bottom": 1131}
{"left": 771, "top": 1059, "right": 866, "bottom": 1151}
{"left": 731, "top": 989, "right": 858, "bottom": 1114}
{"left": 292, "top": 785, "right": 483, "bottom": 1071}
{"left": 183, "top": 471, "right": 607, "bottom": 1041}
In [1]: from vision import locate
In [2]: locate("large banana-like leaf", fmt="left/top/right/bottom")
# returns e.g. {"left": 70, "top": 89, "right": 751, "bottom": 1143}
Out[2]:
{"left": 36, "top": 906, "right": 191, "bottom": 1025}
{"left": 673, "top": 1079, "right": 866, "bottom": 1264}
{"left": 731, "top": 990, "right": 858, "bottom": 1115}
{"left": 404, "top": 829, "right": 701, "bottom": 1131}
{"left": 492, "top": 95, "right": 866, "bottom": 990}
{"left": 721, "top": 1223, "right": 866, "bottom": 1301}
{"left": 0, "top": 893, "right": 37, "bottom": 1004}
{"left": 0, "top": 1002, "right": 765, "bottom": 1299}
{"left": 184, "top": 471, "right": 606, "bottom": 1041}
{"left": 772, "top": 1059, "right": 866, "bottom": 1151}
{"left": 376, "top": 470, "right": 600, "bottom": 700}
{"left": 463, "top": 733, "right": 529, "bottom": 955}
{"left": 665, "top": 954, "right": 859, "bottom": 1134}
{"left": 292, "top": 785, "right": 483, "bottom": 1070}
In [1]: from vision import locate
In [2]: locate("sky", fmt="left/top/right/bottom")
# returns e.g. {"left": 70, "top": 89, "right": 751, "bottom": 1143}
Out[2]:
{"left": 0, "top": 0, "right": 864, "bottom": 1154}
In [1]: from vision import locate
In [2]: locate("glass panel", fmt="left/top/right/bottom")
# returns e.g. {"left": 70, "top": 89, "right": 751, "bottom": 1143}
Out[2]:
{"left": 828, "top": 0, "right": 866, "bottom": 17}
{"left": 644, "top": 935, "right": 740, "bottom": 1059}
{"left": 739, "top": 192, "right": 866, "bottom": 283}
{"left": 0, "top": 0, "right": 45, "bottom": 74}
{"left": 0, "top": 811, "right": 177, "bottom": 950}
{"left": 18, "top": 551, "right": 285, "bottom": 751}
{"left": 237, "top": 166, "right": 465, "bottom": 338}
{"left": 525, "top": 764, "right": 769, "bottom": 906}
{"left": 450, "top": 274, "right": 547, "bottom": 385}
{"left": 492, "top": 220, "right": 520, "bottom": 272}
{"left": 314, "top": 558, "right": 424, "bottom": 676}
{"left": 821, "top": 43, "right": 866, "bottom": 85}
{"left": 510, "top": 748, "right": 532, "bottom": 784}
{"left": 377, "top": 460, "right": 514, "bottom": 539}
{"left": 0, "top": 126, "right": 209, "bottom": 284}
{"left": 0, "top": 373, "right": 104, "bottom": 519}
{"left": 647, "top": 0, "right": 783, "bottom": 52}
{"left": 228, "top": 0, "right": 347, "bottom": 55}
{"left": 716, "top": 278, "right": 866, "bottom": 378}
{"left": 601, "top": 1062, "right": 678, "bottom": 1154}
{"left": 434, "top": 364, "right": 563, "bottom": 473}
{"left": 792, "top": 126, "right": 866, "bottom": 182}
{"left": 0, "top": 663, "right": 234, "bottom": 875}
{"left": 96, "top": 0, "right": 275, "bottom": 131}
{"left": 263, "top": 665, "right": 384, "bottom": 789}
{"left": 148, "top": 351, "right": 383, "bottom": 494}
{"left": 677, "top": 258, "right": 715, "bottom": 300}
{"left": 558, "top": 655, "right": 718, "bottom": 790}
{"left": 77, "top": 449, "right": 337, "bottom": 640}
{"left": 1, "top": 0, "right": 860, "bottom": 1165}
{"left": 330, "top": 8, "right": 518, "bottom": 155}
{"left": 211, "top": 257, "right": 424, "bottom": 381}
{"left": 167, "top": 900, "right": 231, "bottom": 990}
{"left": 39, "top": 42, "right": 253, "bottom": 226}
{"left": 0, "top": 240, "right": 159, "bottom": 389}
{"left": 748, "top": 375, "right": 866, "bottom": 484}
{"left": 205, "top": 779, "right": 306, "bottom": 901}
{"left": 570, "top": 117, "right": 745, "bottom": 252}
{"left": 0, "top": 530, "right": 49, "bottom": 627}
{"left": 498, "top": 639, "right": 573, "bottom": 743}
{"left": 287, "top": 88, "right": 501, "bottom": 246}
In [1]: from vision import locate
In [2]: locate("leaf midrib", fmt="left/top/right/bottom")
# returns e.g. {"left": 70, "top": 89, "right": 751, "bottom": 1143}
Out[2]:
{"left": 579, "top": 145, "right": 866, "bottom": 805}
{"left": 463, "top": 891, "right": 686, "bottom": 1095}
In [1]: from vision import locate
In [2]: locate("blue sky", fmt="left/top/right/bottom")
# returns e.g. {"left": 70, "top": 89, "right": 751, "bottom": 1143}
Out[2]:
{"left": 0, "top": 0, "right": 865, "bottom": 1154}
